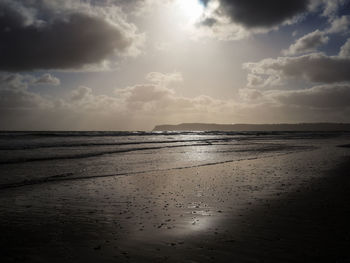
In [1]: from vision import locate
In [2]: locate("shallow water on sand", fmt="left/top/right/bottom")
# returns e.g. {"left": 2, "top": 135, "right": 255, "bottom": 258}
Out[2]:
{"left": 1, "top": 131, "right": 350, "bottom": 262}
{"left": 0, "top": 130, "right": 331, "bottom": 188}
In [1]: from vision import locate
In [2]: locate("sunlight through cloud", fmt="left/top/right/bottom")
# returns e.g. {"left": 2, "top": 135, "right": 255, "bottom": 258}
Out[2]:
{"left": 176, "top": 0, "right": 204, "bottom": 23}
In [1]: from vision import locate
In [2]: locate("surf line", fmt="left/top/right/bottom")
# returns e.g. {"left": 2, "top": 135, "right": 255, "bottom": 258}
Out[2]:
{"left": 0, "top": 147, "right": 315, "bottom": 191}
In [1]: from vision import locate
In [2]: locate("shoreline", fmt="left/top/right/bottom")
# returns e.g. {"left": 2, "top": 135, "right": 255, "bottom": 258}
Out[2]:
{"left": 1, "top": 140, "right": 350, "bottom": 262}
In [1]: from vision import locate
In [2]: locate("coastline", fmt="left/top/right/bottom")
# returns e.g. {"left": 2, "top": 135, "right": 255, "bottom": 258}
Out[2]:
{"left": 1, "top": 137, "right": 350, "bottom": 262}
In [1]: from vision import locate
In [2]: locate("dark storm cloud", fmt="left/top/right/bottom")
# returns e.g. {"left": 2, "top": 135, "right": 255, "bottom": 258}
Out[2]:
{"left": 200, "top": 17, "right": 218, "bottom": 27}
{"left": 0, "top": 1, "right": 135, "bottom": 71}
{"left": 209, "top": 0, "right": 309, "bottom": 28}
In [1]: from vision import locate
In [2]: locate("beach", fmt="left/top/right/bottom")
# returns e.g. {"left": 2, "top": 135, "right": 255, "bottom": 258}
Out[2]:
{"left": 1, "top": 132, "right": 350, "bottom": 262}
{"left": 2, "top": 0, "right": 350, "bottom": 262}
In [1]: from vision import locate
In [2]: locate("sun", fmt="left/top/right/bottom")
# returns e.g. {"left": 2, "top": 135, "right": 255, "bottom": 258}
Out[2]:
{"left": 176, "top": 0, "right": 204, "bottom": 22}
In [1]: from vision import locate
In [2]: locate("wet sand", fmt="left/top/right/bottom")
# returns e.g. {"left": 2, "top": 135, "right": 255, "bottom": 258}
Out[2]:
{"left": 1, "top": 140, "right": 350, "bottom": 262}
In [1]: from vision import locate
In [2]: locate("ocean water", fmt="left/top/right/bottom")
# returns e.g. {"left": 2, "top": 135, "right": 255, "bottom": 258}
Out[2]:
{"left": 0, "top": 131, "right": 344, "bottom": 189}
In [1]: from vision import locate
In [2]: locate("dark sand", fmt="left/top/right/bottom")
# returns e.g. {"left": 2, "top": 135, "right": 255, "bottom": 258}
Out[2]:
{"left": 1, "top": 140, "right": 350, "bottom": 262}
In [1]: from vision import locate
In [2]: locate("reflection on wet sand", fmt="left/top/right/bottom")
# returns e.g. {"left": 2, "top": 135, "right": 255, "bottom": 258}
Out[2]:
{"left": 1, "top": 137, "right": 350, "bottom": 262}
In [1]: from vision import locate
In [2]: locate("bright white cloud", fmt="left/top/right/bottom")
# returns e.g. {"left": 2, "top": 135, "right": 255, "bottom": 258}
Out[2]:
{"left": 266, "top": 84, "right": 350, "bottom": 108}
{"left": 326, "top": 15, "right": 350, "bottom": 34}
{"left": 0, "top": 74, "right": 53, "bottom": 110}
{"left": 283, "top": 30, "right": 329, "bottom": 55}
{"left": 339, "top": 38, "right": 350, "bottom": 57}
{"left": 33, "top": 74, "right": 61, "bottom": 86}
{"left": 317, "top": 0, "right": 348, "bottom": 18}
{"left": 145, "top": 72, "right": 183, "bottom": 85}
{"left": 2, "top": 71, "right": 350, "bottom": 130}
{"left": 244, "top": 52, "right": 350, "bottom": 85}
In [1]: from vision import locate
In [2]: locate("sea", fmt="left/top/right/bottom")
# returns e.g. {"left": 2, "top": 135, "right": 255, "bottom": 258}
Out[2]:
{"left": 0, "top": 131, "right": 348, "bottom": 190}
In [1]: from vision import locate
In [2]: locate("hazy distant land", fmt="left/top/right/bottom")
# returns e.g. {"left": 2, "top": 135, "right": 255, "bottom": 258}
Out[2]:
{"left": 153, "top": 123, "right": 350, "bottom": 131}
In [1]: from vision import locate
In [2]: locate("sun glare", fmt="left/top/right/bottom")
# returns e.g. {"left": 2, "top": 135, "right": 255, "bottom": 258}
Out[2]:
{"left": 176, "top": 0, "right": 204, "bottom": 22}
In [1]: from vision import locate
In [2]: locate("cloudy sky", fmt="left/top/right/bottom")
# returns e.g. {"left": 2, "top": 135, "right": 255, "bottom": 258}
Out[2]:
{"left": 1, "top": 0, "right": 350, "bottom": 130}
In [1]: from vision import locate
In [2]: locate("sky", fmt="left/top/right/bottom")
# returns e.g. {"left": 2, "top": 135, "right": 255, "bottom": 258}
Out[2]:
{"left": 1, "top": 0, "right": 350, "bottom": 130}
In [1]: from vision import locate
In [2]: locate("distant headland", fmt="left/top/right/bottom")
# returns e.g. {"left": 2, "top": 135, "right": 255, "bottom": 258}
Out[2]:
{"left": 153, "top": 123, "right": 350, "bottom": 132}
